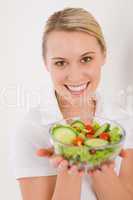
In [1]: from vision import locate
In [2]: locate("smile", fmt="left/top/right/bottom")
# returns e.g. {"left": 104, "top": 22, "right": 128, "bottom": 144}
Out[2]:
{"left": 64, "top": 81, "right": 90, "bottom": 94}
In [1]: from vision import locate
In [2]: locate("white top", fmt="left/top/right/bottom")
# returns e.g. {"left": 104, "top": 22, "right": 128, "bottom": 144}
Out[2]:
{"left": 10, "top": 87, "right": 133, "bottom": 200}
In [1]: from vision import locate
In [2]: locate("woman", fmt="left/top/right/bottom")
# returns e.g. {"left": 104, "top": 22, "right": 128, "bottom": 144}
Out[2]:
{"left": 11, "top": 7, "right": 133, "bottom": 200}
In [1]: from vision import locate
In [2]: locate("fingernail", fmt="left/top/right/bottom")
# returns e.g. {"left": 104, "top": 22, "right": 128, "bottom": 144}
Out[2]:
{"left": 58, "top": 161, "right": 67, "bottom": 170}
{"left": 101, "top": 165, "right": 107, "bottom": 170}
{"left": 57, "top": 166, "right": 64, "bottom": 172}
{"left": 78, "top": 170, "right": 84, "bottom": 176}
{"left": 120, "top": 149, "right": 127, "bottom": 157}
{"left": 37, "top": 149, "right": 47, "bottom": 157}
{"left": 88, "top": 169, "right": 93, "bottom": 176}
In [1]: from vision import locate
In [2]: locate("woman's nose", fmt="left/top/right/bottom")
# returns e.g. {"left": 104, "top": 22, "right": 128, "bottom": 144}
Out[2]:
{"left": 66, "top": 65, "right": 83, "bottom": 83}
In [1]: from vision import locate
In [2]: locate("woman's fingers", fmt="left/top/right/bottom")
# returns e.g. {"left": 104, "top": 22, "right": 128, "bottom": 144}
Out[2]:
{"left": 50, "top": 155, "right": 64, "bottom": 167}
{"left": 88, "top": 148, "right": 127, "bottom": 176}
{"left": 55, "top": 159, "right": 84, "bottom": 175}
{"left": 68, "top": 164, "right": 85, "bottom": 176}
{"left": 37, "top": 148, "right": 84, "bottom": 175}
{"left": 78, "top": 170, "right": 84, "bottom": 177}
{"left": 36, "top": 147, "right": 54, "bottom": 157}
{"left": 119, "top": 149, "right": 127, "bottom": 158}
{"left": 108, "top": 161, "right": 115, "bottom": 170}
{"left": 37, "top": 147, "right": 118, "bottom": 177}
{"left": 57, "top": 159, "right": 85, "bottom": 176}
{"left": 68, "top": 164, "right": 79, "bottom": 175}
{"left": 57, "top": 160, "right": 69, "bottom": 172}
{"left": 88, "top": 160, "right": 115, "bottom": 176}
{"left": 103, "top": 160, "right": 115, "bottom": 169}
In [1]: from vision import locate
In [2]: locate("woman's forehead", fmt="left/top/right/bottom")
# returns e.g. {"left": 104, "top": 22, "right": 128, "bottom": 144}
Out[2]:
{"left": 46, "top": 31, "right": 100, "bottom": 57}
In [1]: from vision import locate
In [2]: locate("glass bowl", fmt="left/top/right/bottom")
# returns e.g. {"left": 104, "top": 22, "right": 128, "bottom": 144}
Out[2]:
{"left": 49, "top": 116, "right": 126, "bottom": 171}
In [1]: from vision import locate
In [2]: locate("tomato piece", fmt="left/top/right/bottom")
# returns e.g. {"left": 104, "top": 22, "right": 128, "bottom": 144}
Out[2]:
{"left": 99, "top": 132, "right": 110, "bottom": 140}
{"left": 86, "top": 133, "right": 94, "bottom": 138}
{"left": 85, "top": 124, "right": 93, "bottom": 130}
{"left": 85, "top": 124, "right": 95, "bottom": 135}
{"left": 73, "top": 137, "right": 84, "bottom": 146}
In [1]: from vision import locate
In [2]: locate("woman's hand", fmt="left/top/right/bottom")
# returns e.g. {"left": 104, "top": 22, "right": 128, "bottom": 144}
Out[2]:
{"left": 37, "top": 147, "right": 84, "bottom": 176}
{"left": 88, "top": 149, "right": 133, "bottom": 200}
{"left": 119, "top": 148, "right": 133, "bottom": 196}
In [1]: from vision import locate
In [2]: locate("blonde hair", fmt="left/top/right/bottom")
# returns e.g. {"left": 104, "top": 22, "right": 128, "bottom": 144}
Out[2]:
{"left": 42, "top": 7, "right": 106, "bottom": 60}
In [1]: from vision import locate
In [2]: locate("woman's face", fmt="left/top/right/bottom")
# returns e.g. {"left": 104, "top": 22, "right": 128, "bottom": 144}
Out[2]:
{"left": 45, "top": 31, "right": 105, "bottom": 103}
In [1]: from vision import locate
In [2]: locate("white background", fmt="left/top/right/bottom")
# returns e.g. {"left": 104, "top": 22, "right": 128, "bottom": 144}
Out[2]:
{"left": 1, "top": 0, "right": 133, "bottom": 199}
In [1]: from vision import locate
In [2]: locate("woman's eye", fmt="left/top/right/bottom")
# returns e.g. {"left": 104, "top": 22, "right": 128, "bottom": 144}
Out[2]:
{"left": 81, "top": 56, "right": 92, "bottom": 63}
{"left": 54, "top": 61, "right": 66, "bottom": 67}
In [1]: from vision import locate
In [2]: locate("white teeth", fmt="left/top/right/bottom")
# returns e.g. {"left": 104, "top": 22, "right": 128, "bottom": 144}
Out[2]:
{"left": 67, "top": 83, "right": 88, "bottom": 92}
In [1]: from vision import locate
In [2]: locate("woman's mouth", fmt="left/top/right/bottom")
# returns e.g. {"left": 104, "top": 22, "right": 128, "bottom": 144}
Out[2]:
{"left": 64, "top": 81, "right": 90, "bottom": 95}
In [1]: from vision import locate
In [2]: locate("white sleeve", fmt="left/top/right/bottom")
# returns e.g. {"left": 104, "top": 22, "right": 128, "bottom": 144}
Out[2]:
{"left": 121, "top": 117, "right": 133, "bottom": 149}
{"left": 9, "top": 110, "right": 58, "bottom": 179}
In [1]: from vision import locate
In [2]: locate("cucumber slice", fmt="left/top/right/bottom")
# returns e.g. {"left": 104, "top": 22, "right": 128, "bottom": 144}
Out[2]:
{"left": 51, "top": 124, "right": 62, "bottom": 132}
{"left": 62, "top": 146, "right": 78, "bottom": 158}
{"left": 52, "top": 126, "right": 77, "bottom": 144}
{"left": 109, "top": 127, "right": 122, "bottom": 135}
{"left": 109, "top": 127, "right": 122, "bottom": 143}
{"left": 94, "top": 123, "right": 110, "bottom": 137}
{"left": 71, "top": 120, "right": 85, "bottom": 130}
{"left": 92, "top": 120, "right": 101, "bottom": 131}
{"left": 85, "top": 138, "right": 108, "bottom": 147}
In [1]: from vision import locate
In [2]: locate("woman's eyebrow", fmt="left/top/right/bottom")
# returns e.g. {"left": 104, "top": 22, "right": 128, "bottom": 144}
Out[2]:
{"left": 51, "top": 57, "right": 66, "bottom": 60}
{"left": 51, "top": 51, "right": 95, "bottom": 60}
{"left": 80, "top": 51, "right": 95, "bottom": 57}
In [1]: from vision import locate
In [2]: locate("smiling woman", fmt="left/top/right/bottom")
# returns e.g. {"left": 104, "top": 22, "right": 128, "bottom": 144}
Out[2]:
{"left": 42, "top": 8, "right": 106, "bottom": 107}
{"left": 11, "top": 7, "right": 133, "bottom": 200}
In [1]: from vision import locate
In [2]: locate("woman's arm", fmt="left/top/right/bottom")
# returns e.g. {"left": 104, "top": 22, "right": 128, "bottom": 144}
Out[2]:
{"left": 19, "top": 149, "right": 82, "bottom": 200}
{"left": 18, "top": 170, "right": 82, "bottom": 200}
{"left": 119, "top": 148, "right": 133, "bottom": 195}
{"left": 89, "top": 149, "right": 133, "bottom": 200}
{"left": 18, "top": 176, "right": 57, "bottom": 200}
{"left": 90, "top": 164, "right": 132, "bottom": 200}
{"left": 52, "top": 169, "right": 82, "bottom": 200}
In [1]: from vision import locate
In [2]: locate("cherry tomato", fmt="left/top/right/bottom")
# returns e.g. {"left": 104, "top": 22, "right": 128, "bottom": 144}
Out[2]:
{"left": 73, "top": 137, "right": 84, "bottom": 146}
{"left": 86, "top": 133, "right": 94, "bottom": 139}
{"left": 85, "top": 124, "right": 93, "bottom": 130}
{"left": 85, "top": 124, "right": 95, "bottom": 135}
{"left": 99, "top": 132, "right": 110, "bottom": 140}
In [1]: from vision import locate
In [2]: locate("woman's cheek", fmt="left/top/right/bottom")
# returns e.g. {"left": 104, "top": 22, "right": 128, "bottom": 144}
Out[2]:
{"left": 51, "top": 69, "right": 63, "bottom": 82}
{"left": 53, "top": 75, "right": 66, "bottom": 91}
{"left": 91, "top": 69, "right": 101, "bottom": 89}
